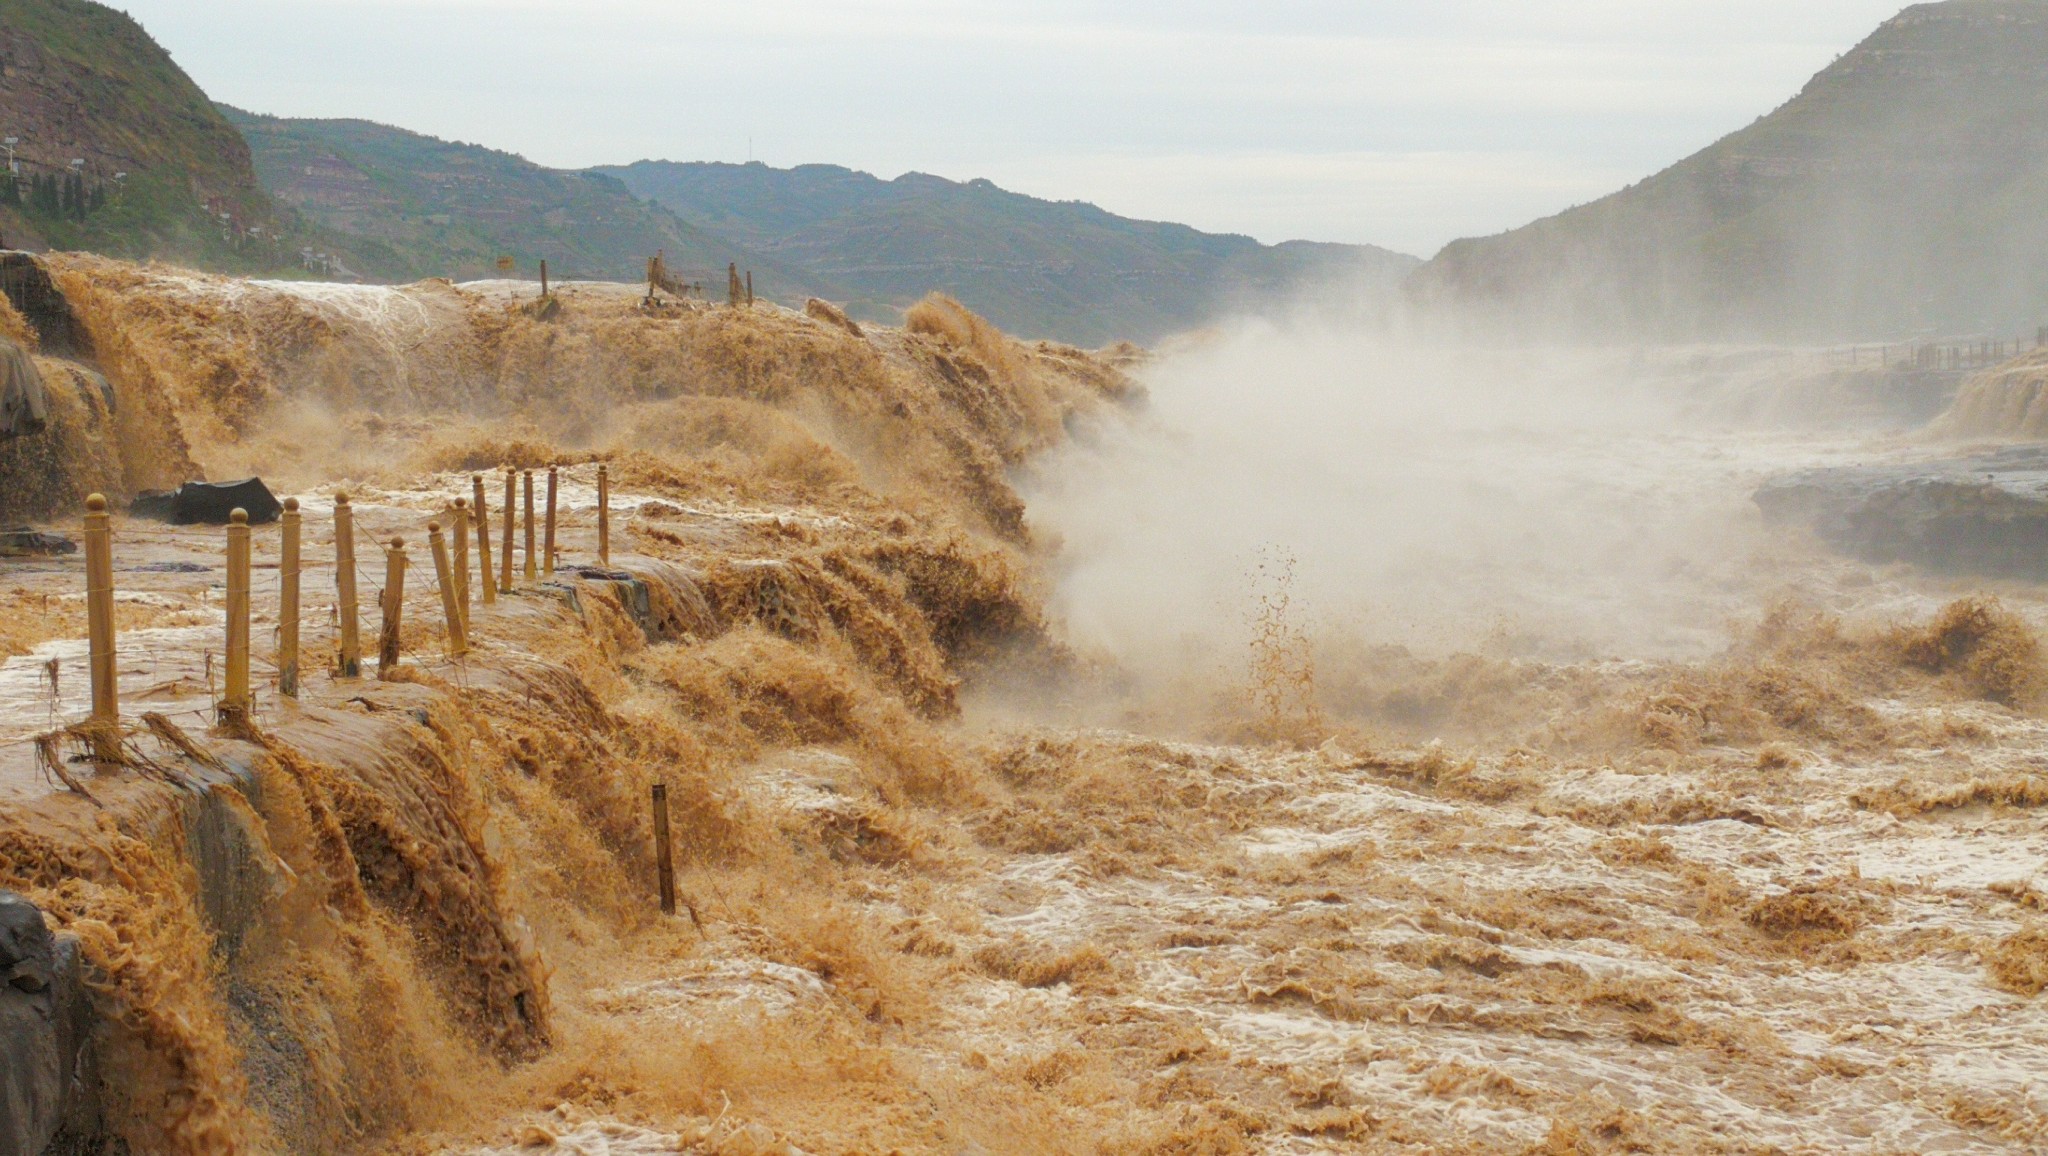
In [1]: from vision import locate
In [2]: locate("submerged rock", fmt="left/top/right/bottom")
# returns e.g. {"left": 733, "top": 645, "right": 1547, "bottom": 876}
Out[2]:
{"left": 1756, "top": 446, "right": 2048, "bottom": 576}
{"left": 0, "top": 529, "right": 74, "bottom": 558}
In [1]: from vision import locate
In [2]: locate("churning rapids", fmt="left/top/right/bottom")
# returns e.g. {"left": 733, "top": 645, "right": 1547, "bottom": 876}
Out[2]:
{"left": 1, "top": 258, "right": 2047, "bottom": 1154}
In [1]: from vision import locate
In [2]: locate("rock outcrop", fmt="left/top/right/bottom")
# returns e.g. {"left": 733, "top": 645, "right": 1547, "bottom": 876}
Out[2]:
{"left": 0, "top": 892, "right": 93, "bottom": 1156}
{"left": 1756, "top": 446, "right": 2048, "bottom": 575}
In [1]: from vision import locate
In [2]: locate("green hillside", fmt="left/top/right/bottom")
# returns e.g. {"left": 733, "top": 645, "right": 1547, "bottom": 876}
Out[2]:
{"left": 599, "top": 161, "right": 1419, "bottom": 345}
{"left": 0, "top": 0, "right": 288, "bottom": 268}
{"left": 225, "top": 109, "right": 813, "bottom": 292}
{"left": 1411, "top": 0, "right": 2048, "bottom": 341}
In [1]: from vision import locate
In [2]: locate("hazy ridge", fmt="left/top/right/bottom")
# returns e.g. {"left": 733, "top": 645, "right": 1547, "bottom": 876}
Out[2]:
{"left": 221, "top": 108, "right": 819, "bottom": 298}
{"left": 1412, "top": 0, "right": 2048, "bottom": 341}
{"left": 601, "top": 160, "right": 1420, "bottom": 345}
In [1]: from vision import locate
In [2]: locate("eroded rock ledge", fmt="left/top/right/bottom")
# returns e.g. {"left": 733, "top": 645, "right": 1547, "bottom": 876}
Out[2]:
{"left": 1756, "top": 446, "right": 2048, "bottom": 576}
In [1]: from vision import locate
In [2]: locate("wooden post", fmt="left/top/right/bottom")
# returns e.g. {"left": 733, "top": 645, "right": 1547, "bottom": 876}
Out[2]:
{"left": 378, "top": 537, "right": 407, "bottom": 679}
{"left": 540, "top": 259, "right": 549, "bottom": 299}
{"left": 451, "top": 498, "right": 471, "bottom": 628}
{"left": 501, "top": 469, "right": 517, "bottom": 591}
{"left": 543, "top": 467, "right": 559, "bottom": 576}
{"left": 652, "top": 782, "right": 676, "bottom": 916}
{"left": 335, "top": 492, "right": 362, "bottom": 678}
{"left": 279, "top": 497, "right": 302, "bottom": 698}
{"left": 82, "top": 493, "right": 119, "bottom": 765}
{"left": 473, "top": 475, "right": 497, "bottom": 605}
{"left": 597, "top": 464, "right": 611, "bottom": 566}
{"left": 429, "top": 521, "right": 467, "bottom": 659}
{"left": 222, "top": 508, "right": 252, "bottom": 721}
{"left": 745, "top": 271, "right": 753, "bottom": 307}
{"left": 523, "top": 470, "right": 537, "bottom": 580}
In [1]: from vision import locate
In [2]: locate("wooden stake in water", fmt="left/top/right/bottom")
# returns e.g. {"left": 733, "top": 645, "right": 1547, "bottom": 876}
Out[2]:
{"left": 82, "top": 493, "right": 119, "bottom": 765}
{"left": 222, "top": 508, "right": 252, "bottom": 722}
{"left": 279, "top": 497, "right": 302, "bottom": 698}
{"left": 543, "top": 467, "right": 559, "bottom": 576}
{"left": 429, "top": 521, "right": 468, "bottom": 659}
{"left": 473, "top": 475, "right": 497, "bottom": 605}
{"left": 378, "top": 537, "right": 407, "bottom": 680}
{"left": 597, "top": 464, "right": 611, "bottom": 566}
{"left": 335, "top": 492, "right": 362, "bottom": 678}
{"left": 451, "top": 498, "right": 471, "bottom": 629}
{"left": 652, "top": 783, "right": 676, "bottom": 916}
{"left": 501, "top": 469, "right": 517, "bottom": 592}
{"left": 523, "top": 469, "right": 537, "bottom": 581}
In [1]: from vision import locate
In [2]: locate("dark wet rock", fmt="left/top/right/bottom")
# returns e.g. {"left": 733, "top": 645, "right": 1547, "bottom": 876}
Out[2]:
{"left": 0, "top": 338, "right": 47, "bottom": 441}
{"left": 0, "top": 254, "right": 87, "bottom": 359}
{"left": 0, "top": 892, "right": 95, "bottom": 1156}
{"left": 539, "top": 571, "right": 660, "bottom": 643}
{"left": 185, "top": 778, "right": 287, "bottom": 964}
{"left": 1756, "top": 447, "right": 2048, "bottom": 576}
{"left": 0, "top": 529, "right": 74, "bottom": 558}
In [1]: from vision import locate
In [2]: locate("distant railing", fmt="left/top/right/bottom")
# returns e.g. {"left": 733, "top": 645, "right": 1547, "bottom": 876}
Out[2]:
{"left": 1796, "top": 332, "right": 2047, "bottom": 372}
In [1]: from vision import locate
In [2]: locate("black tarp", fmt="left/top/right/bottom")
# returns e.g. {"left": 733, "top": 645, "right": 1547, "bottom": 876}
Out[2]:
{"left": 129, "top": 479, "right": 283, "bottom": 526}
{"left": 0, "top": 339, "right": 46, "bottom": 440}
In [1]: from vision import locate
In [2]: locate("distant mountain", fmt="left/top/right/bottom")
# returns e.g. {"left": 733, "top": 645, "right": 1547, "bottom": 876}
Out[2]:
{"left": 1409, "top": 0, "right": 2048, "bottom": 342}
{"left": 0, "top": 0, "right": 285, "bottom": 268}
{"left": 1411, "top": 0, "right": 2048, "bottom": 342}
{"left": 225, "top": 110, "right": 814, "bottom": 293}
{"left": 598, "top": 161, "right": 1419, "bottom": 345}
{"left": 227, "top": 117, "right": 1408, "bottom": 345}
{"left": 2, "top": 0, "right": 1412, "bottom": 344}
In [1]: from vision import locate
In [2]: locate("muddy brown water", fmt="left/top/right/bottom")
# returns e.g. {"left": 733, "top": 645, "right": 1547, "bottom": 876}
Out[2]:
{"left": 3, "top": 265, "right": 2047, "bottom": 1153}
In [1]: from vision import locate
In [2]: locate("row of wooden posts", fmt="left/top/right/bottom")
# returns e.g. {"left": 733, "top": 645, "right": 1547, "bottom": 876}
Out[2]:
{"left": 79, "top": 465, "right": 613, "bottom": 751}
{"left": 78, "top": 464, "right": 685, "bottom": 914}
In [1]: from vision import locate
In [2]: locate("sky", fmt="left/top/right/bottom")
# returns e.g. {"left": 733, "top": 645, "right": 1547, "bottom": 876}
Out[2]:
{"left": 117, "top": 0, "right": 1911, "bottom": 256}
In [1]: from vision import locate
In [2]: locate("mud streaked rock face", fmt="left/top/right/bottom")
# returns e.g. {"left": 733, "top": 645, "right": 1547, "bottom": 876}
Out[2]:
{"left": 1756, "top": 447, "right": 2048, "bottom": 576}
{"left": 0, "top": 891, "right": 93, "bottom": 1156}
